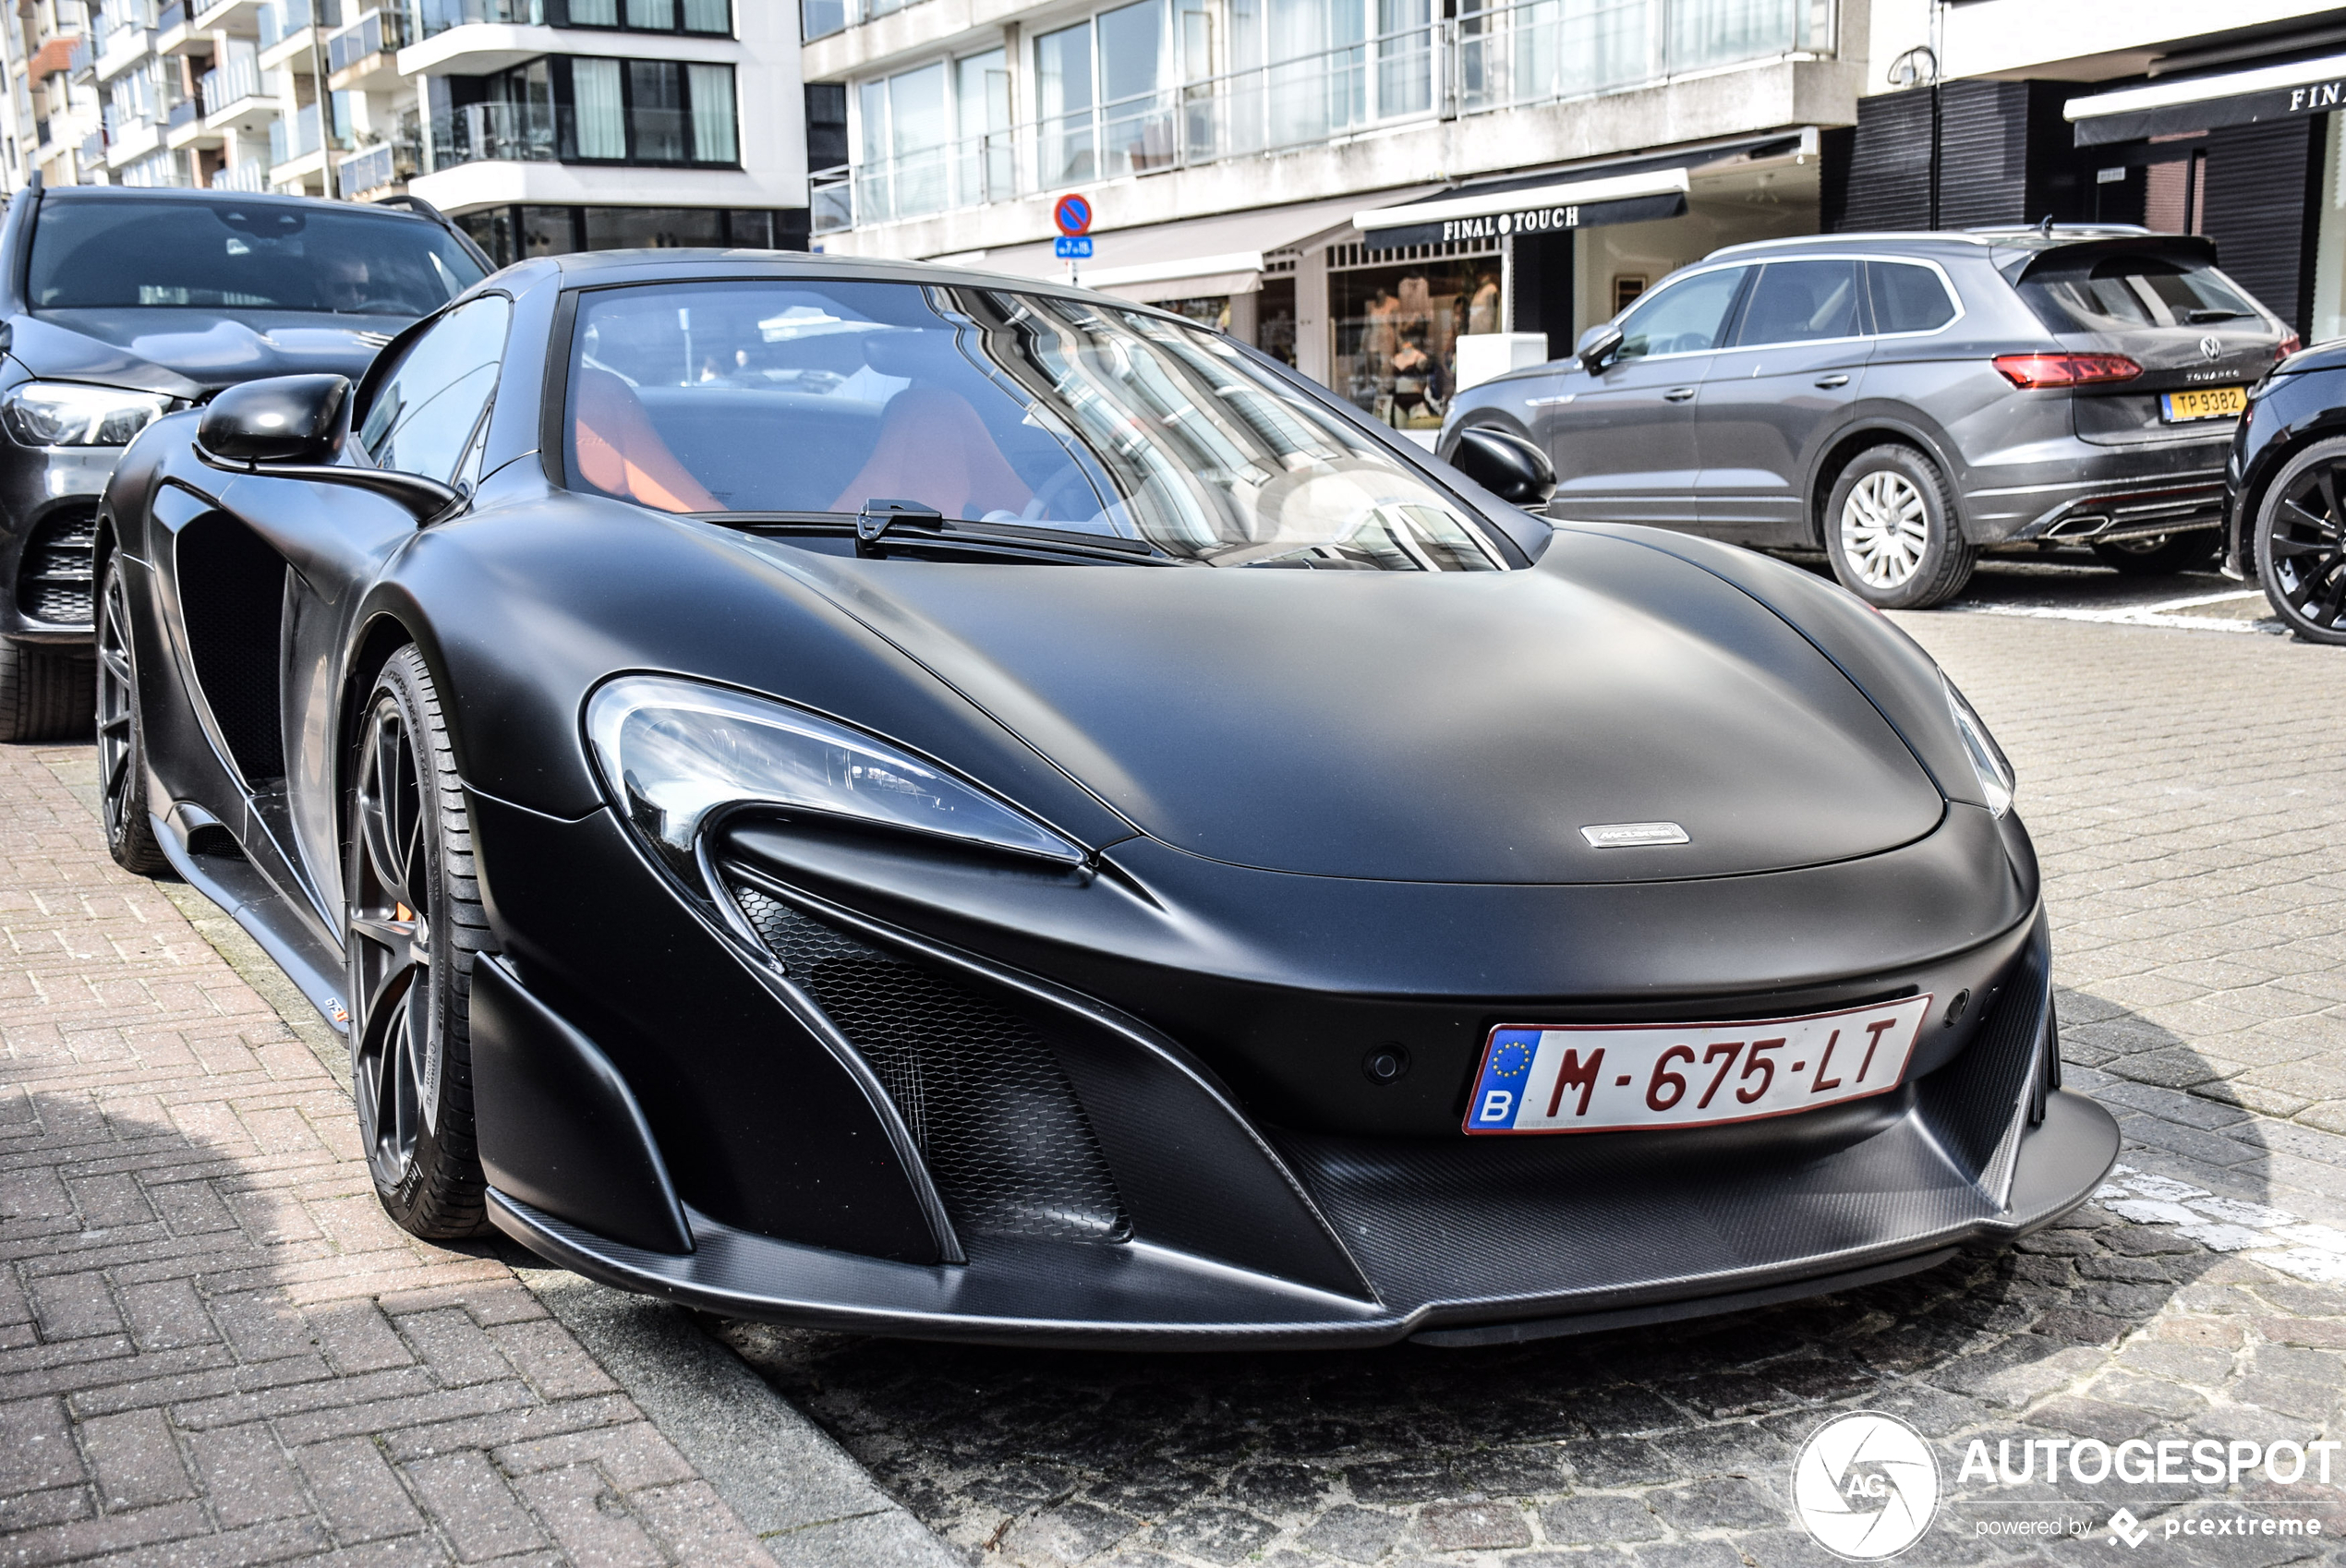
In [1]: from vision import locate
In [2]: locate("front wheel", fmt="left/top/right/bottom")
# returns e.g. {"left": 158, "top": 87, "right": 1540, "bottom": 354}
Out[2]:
{"left": 2090, "top": 532, "right": 2219, "bottom": 576}
{"left": 2255, "top": 437, "right": 2346, "bottom": 644}
{"left": 95, "top": 552, "right": 168, "bottom": 876}
{"left": 1822, "top": 445, "right": 1976, "bottom": 610}
{"left": 346, "top": 645, "right": 490, "bottom": 1239}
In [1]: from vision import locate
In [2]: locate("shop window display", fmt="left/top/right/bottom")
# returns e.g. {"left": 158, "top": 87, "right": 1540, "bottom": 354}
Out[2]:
{"left": 1330, "top": 258, "right": 1500, "bottom": 428}
{"left": 1156, "top": 296, "right": 1232, "bottom": 331}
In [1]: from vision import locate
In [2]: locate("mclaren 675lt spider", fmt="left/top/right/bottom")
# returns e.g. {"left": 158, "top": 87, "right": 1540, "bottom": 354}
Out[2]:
{"left": 94, "top": 250, "right": 2119, "bottom": 1347}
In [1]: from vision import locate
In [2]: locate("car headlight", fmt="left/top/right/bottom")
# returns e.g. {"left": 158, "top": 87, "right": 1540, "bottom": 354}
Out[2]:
{"left": 586, "top": 674, "right": 1085, "bottom": 874}
{"left": 1943, "top": 676, "right": 2014, "bottom": 818}
{"left": 0, "top": 382, "right": 174, "bottom": 447}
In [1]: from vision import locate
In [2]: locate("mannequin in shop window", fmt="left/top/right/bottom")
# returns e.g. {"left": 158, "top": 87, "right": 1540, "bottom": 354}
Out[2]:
{"left": 1390, "top": 333, "right": 1436, "bottom": 427}
{"left": 1467, "top": 269, "right": 1501, "bottom": 334}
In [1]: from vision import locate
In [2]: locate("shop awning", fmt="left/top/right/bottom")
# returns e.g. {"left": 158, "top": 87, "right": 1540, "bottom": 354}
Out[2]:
{"left": 2066, "top": 50, "right": 2346, "bottom": 146}
{"left": 1348, "top": 129, "right": 1815, "bottom": 248}
{"left": 948, "top": 192, "right": 1417, "bottom": 303}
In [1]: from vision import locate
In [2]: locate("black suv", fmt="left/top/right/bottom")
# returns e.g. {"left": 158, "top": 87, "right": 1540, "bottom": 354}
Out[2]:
{"left": 1443, "top": 227, "right": 2291, "bottom": 609}
{"left": 0, "top": 182, "right": 488, "bottom": 740}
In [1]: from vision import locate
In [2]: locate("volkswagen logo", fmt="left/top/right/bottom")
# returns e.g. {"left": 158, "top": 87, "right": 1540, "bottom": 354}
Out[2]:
{"left": 2201, "top": 334, "right": 2224, "bottom": 360}
{"left": 1791, "top": 1411, "right": 1941, "bottom": 1559}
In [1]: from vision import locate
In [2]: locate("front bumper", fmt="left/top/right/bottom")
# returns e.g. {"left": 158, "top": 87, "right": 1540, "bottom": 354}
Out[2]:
{"left": 1960, "top": 436, "right": 2227, "bottom": 547}
{"left": 0, "top": 446, "right": 122, "bottom": 642}
{"left": 469, "top": 783, "right": 2115, "bottom": 1347}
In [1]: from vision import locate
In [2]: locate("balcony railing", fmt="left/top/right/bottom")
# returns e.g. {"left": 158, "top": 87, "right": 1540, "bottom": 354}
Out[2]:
{"left": 822, "top": 0, "right": 1832, "bottom": 233}
{"left": 258, "top": 0, "right": 316, "bottom": 47}
{"left": 213, "top": 157, "right": 268, "bottom": 190}
{"left": 200, "top": 46, "right": 260, "bottom": 114}
{"left": 409, "top": 0, "right": 541, "bottom": 42}
{"left": 268, "top": 103, "right": 322, "bottom": 165}
{"left": 427, "top": 99, "right": 555, "bottom": 168}
{"left": 327, "top": 7, "right": 408, "bottom": 70}
{"left": 79, "top": 128, "right": 104, "bottom": 162}
{"left": 337, "top": 137, "right": 419, "bottom": 193}
{"left": 67, "top": 36, "right": 92, "bottom": 78}
{"left": 158, "top": 2, "right": 187, "bottom": 31}
{"left": 167, "top": 96, "right": 200, "bottom": 129}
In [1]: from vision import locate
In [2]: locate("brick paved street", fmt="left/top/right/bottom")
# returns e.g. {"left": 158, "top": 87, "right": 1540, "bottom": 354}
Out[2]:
{"left": 0, "top": 742, "right": 785, "bottom": 1566}
{"left": 716, "top": 573, "right": 2346, "bottom": 1568}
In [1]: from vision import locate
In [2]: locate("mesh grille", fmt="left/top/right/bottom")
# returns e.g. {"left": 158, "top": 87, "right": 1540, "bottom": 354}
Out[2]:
{"left": 729, "top": 881, "right": 1128, "bottom": 1243}
{"left": 18, "top": 506, "right": 97, "bottom": 626}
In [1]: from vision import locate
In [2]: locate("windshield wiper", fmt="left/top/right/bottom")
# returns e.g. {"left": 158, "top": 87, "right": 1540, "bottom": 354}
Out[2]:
{"left": 688, "top": 506, "right": 1183, "bottom": 566}
{"left": 2184, "top": 308, "right": 2243, "bottom": 324}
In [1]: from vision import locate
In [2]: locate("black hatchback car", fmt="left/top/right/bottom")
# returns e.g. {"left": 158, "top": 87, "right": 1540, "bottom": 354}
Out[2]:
{"left": 0, "top": 182, "right": 487, "bottom": 741}
{"left": 1443, "top": 227, "right": 2292, "bottom": 609}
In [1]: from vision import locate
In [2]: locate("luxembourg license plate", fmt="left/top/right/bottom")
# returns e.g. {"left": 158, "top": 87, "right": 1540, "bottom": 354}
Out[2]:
{"left": 1462, "top": 995, "right": 1934, "bottom": 1135}
{"left": 2159, "top": 386, "right": 2246, "bottom": 421}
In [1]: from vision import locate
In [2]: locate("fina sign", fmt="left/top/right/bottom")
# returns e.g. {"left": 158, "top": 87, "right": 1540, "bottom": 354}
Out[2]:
{"left": 2288, "top": 78, "right": 2346, "bottom": 113}
{"left": 1365, "top": 188, "right": 1687, "bottom": 251}
{"left": 1439, "top": 204, "right": 1586, "bottom": 243}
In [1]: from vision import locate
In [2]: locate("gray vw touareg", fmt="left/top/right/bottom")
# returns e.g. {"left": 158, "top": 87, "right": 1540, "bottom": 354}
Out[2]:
{"left": 1440, "top": 227, "right": 2291, "bottom": 609}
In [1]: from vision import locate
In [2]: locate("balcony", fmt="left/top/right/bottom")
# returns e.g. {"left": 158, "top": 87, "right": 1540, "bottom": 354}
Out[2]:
{"left": 407, "top": 0, "right": 541, "bottom": 42}
{"left": 79, "top": 127, "right": 104, "bottom": 163}
{"left": 802, "top": 0, "right": 926, "bottom": 43}
{"left": 268, "top": 103, "right": 323, "bottom": 170}
{"left": 326, "top": 7, "right": 408, "bottom": 91}
{"left": 212, "top": 156, "right": 268, "bottom": 190}
{"left": 158, "top": 2, "right": 187, "bottom": 31}
{"left": 258, "top": 0, "right": 317, "bottom": 66}
{"left": 200, "top": 48, "right": 272, "bottom": 127}
{"left": 426, "top": 99, "right": 555, "bottom": 168}
{"left": 189, "top": 0, "right": 271, "bottom": 32}
{"left": 95, "top": 20, "right": 155, "bottom": 81}
{"left": 336, "top": 136, "right": 419, "bottom": 195}
{"left": 821, "top": 0, "right": 1834, "bottom": 235}
{"left": 105, "top": 112, "right": 163, "bottom": 165}
{"left": 167, "top": 91, "right": 223, "bottom": 147}
{"left": 67, "top": 36, "right": 92, "bottom": 81}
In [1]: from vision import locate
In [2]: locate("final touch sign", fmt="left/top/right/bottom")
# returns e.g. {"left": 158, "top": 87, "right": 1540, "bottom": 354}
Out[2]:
{"left": 1361, "top": 190, "right": 1687, "bottom": 250}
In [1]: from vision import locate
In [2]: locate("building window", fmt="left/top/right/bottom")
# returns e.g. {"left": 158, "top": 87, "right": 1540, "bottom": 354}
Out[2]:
{"left": 555, "top": 55, "right": 735, "bottom": 164}
{"left": 547, "top": 0, "right": 730, "bottom": 33}
{"left": 457, "top": 205, "right": 805, "bottom": 267}
{"left": 853, "top": 51, "right": 1010, "bottom": 223}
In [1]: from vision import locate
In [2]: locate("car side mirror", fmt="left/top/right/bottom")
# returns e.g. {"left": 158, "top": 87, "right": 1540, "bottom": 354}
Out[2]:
{"left": 1576, "top": 323, "right": 1624, "bottom": 373}
{"left": 1448, "top": 425, "right": 1556, "bottom": 510}
{"left": 199, "top": 374, "right": 348, "bottom": 463}
{"left": 195, "top": 372, "right": 461, "bottom": 522}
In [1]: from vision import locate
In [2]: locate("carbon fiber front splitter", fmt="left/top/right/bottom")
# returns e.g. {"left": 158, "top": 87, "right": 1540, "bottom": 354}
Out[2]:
{"left": 484, "top": 1088, "right": 2117, "bottom": 1351}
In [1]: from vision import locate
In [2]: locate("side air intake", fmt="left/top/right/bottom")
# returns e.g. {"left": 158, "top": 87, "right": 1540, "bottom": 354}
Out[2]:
{"left": 727, "top": 881, "right": 1130, "bottom": 1245}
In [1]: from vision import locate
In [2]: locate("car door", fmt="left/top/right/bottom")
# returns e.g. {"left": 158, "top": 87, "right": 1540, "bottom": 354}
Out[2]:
{"left": 1540, "top": 264, "right": 1749, "bottom": 526}
{"left": 217, "top": 293, "right": 513, "bottom": 923}
{"left": 1695, "top": 257, "right": 1872, "bottom": 543}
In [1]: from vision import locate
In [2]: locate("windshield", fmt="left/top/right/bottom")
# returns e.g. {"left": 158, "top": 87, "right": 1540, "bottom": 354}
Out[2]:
{"left": 563, "top": 279, "right": 1506, "bottom": 571}
{"left": 27, "top": 197, "right": 486, "bottom": 316}
{"left": 2020, "top": 254, "right": 2263, "bottom": 334}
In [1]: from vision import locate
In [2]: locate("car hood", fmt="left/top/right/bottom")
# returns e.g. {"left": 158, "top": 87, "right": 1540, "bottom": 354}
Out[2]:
{"left": 7, "top": 308, "right": 402, "bottom": 398}
{"left": 740, "top": 528, "right": 1947, "bottom": 884}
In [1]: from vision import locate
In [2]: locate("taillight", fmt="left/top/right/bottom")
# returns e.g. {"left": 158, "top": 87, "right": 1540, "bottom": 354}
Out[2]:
{"left": 2278, "top": 334, "right": 2303, "bottom": 360}
{"left": 1992, "top": 353, "right": 2144, "bottom": 389}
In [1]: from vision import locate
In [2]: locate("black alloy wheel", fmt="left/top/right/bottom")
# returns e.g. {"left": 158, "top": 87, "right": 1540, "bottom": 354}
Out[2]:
{"left": 346, "top": 645, "right": 490, "bottom": 1238}
{"left": 96, "top": 552, "right": 170, "bottom": 876}
{"left": 2255, "top": 436, "right": 2346, "bottom": 645}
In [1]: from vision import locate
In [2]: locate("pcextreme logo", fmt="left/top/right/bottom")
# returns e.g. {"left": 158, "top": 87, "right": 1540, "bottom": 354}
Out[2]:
{"left": 1791, "top": 1412, "right": 1941, "bottom": 1560}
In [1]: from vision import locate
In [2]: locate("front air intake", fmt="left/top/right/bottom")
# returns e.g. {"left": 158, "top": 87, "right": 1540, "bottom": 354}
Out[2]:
{"left": 727, "top": 881, "right": 1129, "bottom": 1245}
{"left": 18, "top": 505, "right": 98, "bottom": 626}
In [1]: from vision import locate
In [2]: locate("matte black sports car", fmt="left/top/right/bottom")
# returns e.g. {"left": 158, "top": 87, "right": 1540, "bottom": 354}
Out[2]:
{"left": 97, "top": 250, "right": 2118, "bottom": 1347}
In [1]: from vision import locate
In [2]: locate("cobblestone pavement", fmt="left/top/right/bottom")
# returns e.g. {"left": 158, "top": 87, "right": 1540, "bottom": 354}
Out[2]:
{"left": 0, "top": 742, "right": 783, "bottom": 1566}
{"left": 716, "top": 575, "right": 2346, "bottom": 1567}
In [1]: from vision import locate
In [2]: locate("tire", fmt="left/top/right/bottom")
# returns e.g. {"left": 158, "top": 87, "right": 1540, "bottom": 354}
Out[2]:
{"left": 1821, "top": 444, "right": 1976, "bottom": 610}
{"left": 345, "top": 645, "right": 491, "bottom": 1239}
{"left": 95, "top": 552, "right": 169, "bottom": 876}
{"left": 0, "top": 635, "right": 94, "bottom": 743}
{"left": 2089, "top": 532, "right": 2219, "bottom": 575}
{"left": 2255, "top": 436, "right": 2346, "bottom": 645}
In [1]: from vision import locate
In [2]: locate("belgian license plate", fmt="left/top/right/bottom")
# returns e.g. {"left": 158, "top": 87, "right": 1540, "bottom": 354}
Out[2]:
{"left": 1462, "top": 996, "right": 1934, "bottom": 1135}
{"left": 2160, "top": 386, "right": 2246, "bottom": 421}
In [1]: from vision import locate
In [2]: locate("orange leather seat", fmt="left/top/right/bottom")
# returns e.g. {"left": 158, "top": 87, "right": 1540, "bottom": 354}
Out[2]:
{"left": 574, "top": 367, "right": 721, "bottom": 513}
{"left": 829, "top": 385, "right": 1032, "bottom": 520}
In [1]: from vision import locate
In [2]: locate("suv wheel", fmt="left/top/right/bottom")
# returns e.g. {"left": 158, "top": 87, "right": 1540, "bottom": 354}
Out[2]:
{"left": 0, "top": 637, "right": 94, "bottom": 742}
{"left": 2090, "top": 533, "right": 2219, "bottom": 576}
{"left": 2255, "top": 436, "right": 2346, "bottom": 644}
{"left": 1823, "top": 445, "right": 1976, "bottom": 609}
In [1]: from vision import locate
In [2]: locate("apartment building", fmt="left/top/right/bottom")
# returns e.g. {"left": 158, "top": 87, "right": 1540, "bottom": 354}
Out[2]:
{"left": 1851, "top": 2, "right": 2346, "bottom": 345}
{"left": 2, "top": 0, "right": 811, "bottom": 262}
{"left": 804, "top": 0, "right": 1864, "bottom": 424}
